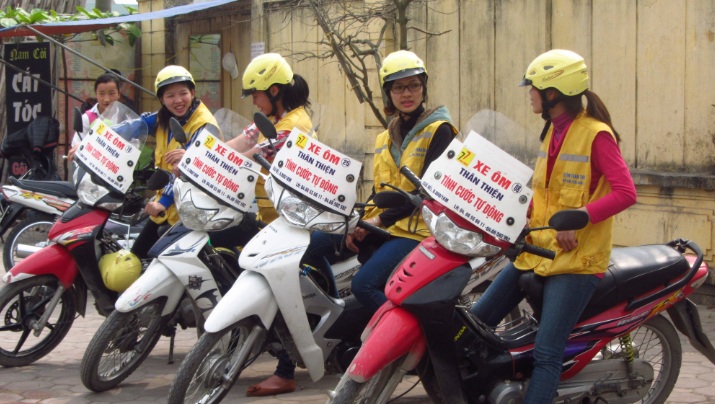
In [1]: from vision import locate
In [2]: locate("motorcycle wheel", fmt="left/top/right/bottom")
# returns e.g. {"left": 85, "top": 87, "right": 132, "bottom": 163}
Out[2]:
{"left": 167, "top": 319, "right": 263, "bottom": 404}
{"left": 80, "top": 299, "right": 169, "bottom": 392}
{"left": 330, "top": 355, "right": 408, "bottom": 404}
{"left": 599, "top": 314, "right": 681, "bottom": 404}
{"left": 3, "top": 215, "right": 55, "bottom": 270}
{"left": 0, "top": 274, "right": 76, "bottom": 367}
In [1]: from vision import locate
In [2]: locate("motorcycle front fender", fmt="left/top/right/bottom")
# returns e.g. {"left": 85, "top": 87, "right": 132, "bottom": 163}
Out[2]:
{"left": 204, "top": 270, "right": 278, "bottom": 333}
{"left": 2, "top": 244, "right": 76, "bottom": 288}
{"left": 115, "top": 261, "right": 185, "bottom": 316}
{"left": 348, "top": 305, "right": 426, "bottom": 383}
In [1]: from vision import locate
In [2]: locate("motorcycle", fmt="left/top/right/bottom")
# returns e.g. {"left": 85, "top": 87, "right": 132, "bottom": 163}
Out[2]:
{"left": 79, "top": 115, "right": 258, "bottom": 392}
{"left": 0, "top": 102, "right": 169, "bottom": 367}
{"left": 0, "top": 106, "right": 149, "bottom": 271}
{"left": 327, "top": 131, "right": 715, "bottom": 404}
{"left": 165, "top": 112, "right": 392, "bottom": 403}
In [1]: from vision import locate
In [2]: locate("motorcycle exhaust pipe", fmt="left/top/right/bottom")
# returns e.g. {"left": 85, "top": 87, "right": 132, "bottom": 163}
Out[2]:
{"left": 16, "top": 244, "right": 43, "bottom": 257}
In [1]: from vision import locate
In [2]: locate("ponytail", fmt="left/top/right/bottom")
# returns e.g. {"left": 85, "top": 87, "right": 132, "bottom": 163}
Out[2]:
{"left": 279, "top": 74, "right": 311, "bottom": 112}
{"left": 559, "top": 89, "right": 621, "bottom": 143}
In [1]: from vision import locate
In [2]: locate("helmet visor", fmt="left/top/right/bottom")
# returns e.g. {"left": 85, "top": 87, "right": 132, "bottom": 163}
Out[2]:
{"left": 382, "top": 67, "right": 426, "bottom": 86}
{"left": 519, "top": 76, "right": 532, "bottom": 87}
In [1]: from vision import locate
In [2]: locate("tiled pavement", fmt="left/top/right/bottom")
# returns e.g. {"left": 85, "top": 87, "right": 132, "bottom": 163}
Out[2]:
{"left": 1, "top": 285, "right": 714, "bottom": 403}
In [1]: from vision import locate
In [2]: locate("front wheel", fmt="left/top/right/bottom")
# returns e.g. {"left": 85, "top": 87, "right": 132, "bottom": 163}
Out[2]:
{"left": 330, "top": 355, "right": 408, "bottom": 404}
{"left": 599, "top": 314, "right": 682, "bottom": 404}
{"left": 0, "top": 275, "right": 76, "bottom": 367}
{"left": 167, "top": 319, "right": 264, "bottom": 404}
{"left": 80, "top": 299, "right": 168, "bottom": 392}
{"left": 3, "top": 215, "right": 55, "bottom": 270}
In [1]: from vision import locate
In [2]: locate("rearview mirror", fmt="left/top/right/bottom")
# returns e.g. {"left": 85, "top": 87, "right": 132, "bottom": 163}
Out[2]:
{"left": 254, "top": 112, "right": 277, "bottom": 140}
{"left": 548, "top": 210, "right": 590, "bottom": 231}
{"left": 145, "top": 169, "right": 172, "bottom": 190}
{"left": 169, "top": 117, "right": 187, "bottom": 146}
{"left": 373, "top": 191, "right": 408, "bottom": 209}
{"left": 73, "top": 107, "right": 84, "bottom": 134}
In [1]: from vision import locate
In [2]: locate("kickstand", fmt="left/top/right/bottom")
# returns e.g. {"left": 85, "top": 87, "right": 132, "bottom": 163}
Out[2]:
{"left": 168, "top": 329, "right": 176, "bottom": 365}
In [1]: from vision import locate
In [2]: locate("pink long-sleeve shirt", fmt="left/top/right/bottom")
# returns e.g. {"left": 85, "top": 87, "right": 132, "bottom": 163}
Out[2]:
{"left": 547, "top": 113, "right": 637, "bottom": 224}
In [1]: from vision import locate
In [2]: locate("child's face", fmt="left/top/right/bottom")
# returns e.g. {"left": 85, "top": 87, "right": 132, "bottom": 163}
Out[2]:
{"left": 95, "top": 82, "right": 120, "bottom": 114}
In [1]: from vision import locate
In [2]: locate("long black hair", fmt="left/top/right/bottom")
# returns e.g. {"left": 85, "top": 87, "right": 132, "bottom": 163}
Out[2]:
{"left": 272, "top": 73, "right": 311, "bottom": 113}
{"left": 539, "top": 89, "right": 621, "bottom": 143}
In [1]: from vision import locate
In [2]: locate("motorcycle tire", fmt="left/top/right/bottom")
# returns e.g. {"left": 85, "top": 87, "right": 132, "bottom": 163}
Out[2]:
{"left": 0, "top": 274, "right": 76, "bottom": 367}
{"left": 80, "top": 299, "right": 169, "bottom": 392}
{"left": 330, "top": 355, "right": 408, "bottom": 404}
{"left": 599, "top": 314, "right": 681, "bottom": 404}
{"left": 3, "top": 215, "right": 55, "bottom": 270}
{"left": 167, "top": 319, "right": 263, "bottom": 404}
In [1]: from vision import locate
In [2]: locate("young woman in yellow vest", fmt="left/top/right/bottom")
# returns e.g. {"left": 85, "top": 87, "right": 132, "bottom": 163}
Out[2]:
{"left": 470, "top": 50, "right": 637, "bottom": 403}
{"left": 129, "top": 65, "right": 219, "bottom": 259}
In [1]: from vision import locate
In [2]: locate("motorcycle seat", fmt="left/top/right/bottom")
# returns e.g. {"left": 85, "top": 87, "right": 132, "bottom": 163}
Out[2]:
{"left": 518, "top": 244, "right": 689, "bottom": 322}
{"left": 10, "top": 177, "right": 77, "bottom": 199}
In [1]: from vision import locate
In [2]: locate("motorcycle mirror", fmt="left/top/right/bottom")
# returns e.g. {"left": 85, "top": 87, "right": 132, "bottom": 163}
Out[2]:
{"left": 254, "top": 112, "right": 277, "bottom": 140}
{"left": 548, "top": 210, "right": 590, "bottom": 231}
{"left": 169, "top": 117, "right": 187, "bottom": 146}
{"left": 145, "top": 169, "right": 172, "bottom": 191}
{"left": 72, "top": 107, "right": 84, "bottom": 134}
{"left": 373, "top": 191, "right": 408, "bottom": 209}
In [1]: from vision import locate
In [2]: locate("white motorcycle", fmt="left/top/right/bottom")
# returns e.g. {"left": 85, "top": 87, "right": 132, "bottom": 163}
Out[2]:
{"left": 166, "top": 113, "right": 390, "bottom": 403}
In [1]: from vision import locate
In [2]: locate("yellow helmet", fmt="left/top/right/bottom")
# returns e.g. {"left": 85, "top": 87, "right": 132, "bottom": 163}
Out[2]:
{"left": 379, "top": 50, "right": 427, "bottom": 87}
{"left": 99, "top": 249, "right": 141, "bottom": 292}
{"left": 519, "top": 49, "right": 588, "bottom": 96}
{"left": 154, "top": 65, "right": 195, "bottom": 96}
{"left": 242, "top": 53, "right": 293, "bottom": 97}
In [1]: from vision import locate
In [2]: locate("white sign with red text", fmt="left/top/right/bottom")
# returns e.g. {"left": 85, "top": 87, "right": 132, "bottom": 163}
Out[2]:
{"left": 271, "top": 129, "right": 362, "bottom": 215}
{"left": 178, "top": 130, "right": 256, "bottom": 212}
{"left": 421, "top": 131, "right": 533, "bottom": 242}
{"left": 76, "top": 120, "right": 140, "bottom": 194}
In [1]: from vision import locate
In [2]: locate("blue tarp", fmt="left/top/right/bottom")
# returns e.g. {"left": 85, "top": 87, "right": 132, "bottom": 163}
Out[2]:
{"left": 0, "top": 0, "right": 237, "bottom": 38}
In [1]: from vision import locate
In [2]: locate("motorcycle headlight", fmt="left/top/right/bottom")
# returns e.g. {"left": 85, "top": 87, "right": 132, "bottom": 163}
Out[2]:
{"left": 264, "top": 176, "right": 274, "bottom": 201}
{"left": 174, "top": 179, "right": 244, "bottom": 231}
{"left": 422, "top": 205, "right": 501, "bottom": 257}
{"left": 77, "top": 175, "right": 110, "bottom": 206}
{"left": 278, "top": 192, "right": 321, "bottom": 226}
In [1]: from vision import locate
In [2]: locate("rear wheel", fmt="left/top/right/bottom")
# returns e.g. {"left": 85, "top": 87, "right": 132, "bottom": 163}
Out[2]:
{"left": 0, "top": 275, "right": 76, "bottom": 367}
{"left": 80, "top": 300, "right": 168, "bottom": 392}
{"left": 167, "top": 319, "right": 263, "bottom": 404}
{"left": 330, "top": 355, "right": 408, "bottom": 404}
{"left": 598, "top": 315, "right": 681, "bottom": 404}
{"left": 3, "top": 215, "right": 55, "bottom": 270}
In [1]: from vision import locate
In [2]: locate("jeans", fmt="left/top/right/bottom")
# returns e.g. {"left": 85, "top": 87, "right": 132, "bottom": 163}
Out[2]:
{"left": 470, "top": 262, "right": 599, "bottom": 403}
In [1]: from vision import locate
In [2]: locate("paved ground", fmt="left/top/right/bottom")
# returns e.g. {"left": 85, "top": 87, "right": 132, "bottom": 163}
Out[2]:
{"left": 1, "top": 279, "right": 715, "bottom": 403}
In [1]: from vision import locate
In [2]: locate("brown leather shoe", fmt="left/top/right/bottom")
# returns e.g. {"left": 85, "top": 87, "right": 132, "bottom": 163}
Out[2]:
{"left": 246, "top": 375, "right": 296, "bottom": 397}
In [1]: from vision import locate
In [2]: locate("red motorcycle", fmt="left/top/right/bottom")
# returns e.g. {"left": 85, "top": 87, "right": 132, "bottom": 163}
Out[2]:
{"left": 0, "top": 103, "right": 169, "bottom": 367}
{"left": 328, "top": 161, "right": 715, "bottom": 403}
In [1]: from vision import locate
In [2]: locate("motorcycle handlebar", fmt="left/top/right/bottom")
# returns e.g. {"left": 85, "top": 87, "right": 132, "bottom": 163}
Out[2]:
{"left": 399, "top": 166, "right": 422, "bottom": 189}
{"left": 358, "top": 220, "right": 390, "bottom": 240}
{"left": 253, "top": 153, "right": 272, "bottom": 171}
{"left": 522, "top": 243, "right": 555, "bottom": 260}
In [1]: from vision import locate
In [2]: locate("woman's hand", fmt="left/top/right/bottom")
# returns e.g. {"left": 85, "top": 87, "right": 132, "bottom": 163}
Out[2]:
{"left": 144, "top": 201, "right": 166, "bottom": 218}
{"left": 346, "top": 216, "right": 382, "bottom": 253}
{"left": 67, "top": 144, "right": 80, "bottom": 162}
{"left": 164, "top": 149, "right": 186, "bottom": 166}
{"left": 555, "top": 207, "right": 589, "bottom": 252}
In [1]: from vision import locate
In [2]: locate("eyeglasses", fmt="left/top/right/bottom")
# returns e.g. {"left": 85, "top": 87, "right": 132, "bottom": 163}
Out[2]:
{"left": 390, "top": 82, "right": 423, "bottom": 94}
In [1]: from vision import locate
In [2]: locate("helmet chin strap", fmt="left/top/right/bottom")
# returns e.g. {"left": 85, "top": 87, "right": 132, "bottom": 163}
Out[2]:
{"left": 538, "top": 89, "right": 561, "bottom": 141}
{"left": 266, "top": 85, "right": 285, "bottom": 117}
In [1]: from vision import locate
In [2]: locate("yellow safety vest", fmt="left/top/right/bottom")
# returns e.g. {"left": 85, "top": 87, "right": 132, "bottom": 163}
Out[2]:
{"left": 152, "top": 102, "right": 218, "bottom": 225}
{"left": 363, "top": 119, "right": 457, "bottom": 241}
{"left": 255, "top": 106, "right": 313, "bottom": 223}
{"left": 515, "top": 113, "right": 615, "bottom": 276}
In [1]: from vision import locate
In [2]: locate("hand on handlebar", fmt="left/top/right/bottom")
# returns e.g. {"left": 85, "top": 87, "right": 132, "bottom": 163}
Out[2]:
{"left": 164, "top": 149, "right": 186, "bottom": 166}
{"left": 346, "top": 216, "right": 383, "bottom": 253}
{"left": 144, "top": 201, "right": 166, "bottom": 218}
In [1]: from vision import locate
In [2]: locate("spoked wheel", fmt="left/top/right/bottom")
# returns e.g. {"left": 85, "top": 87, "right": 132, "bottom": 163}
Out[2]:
{"left": 329, "top": 355, "right": 408, "bottom": 404}
{"left": 80, "top": 300, "right": 168, "bottom": 392}
{"left": 167, "top": 319, "right": 264, "bottom": 404}
{"left": 0, "top": 275, "right": 76, "bottom": 367}
{"left": 3, "top": 216, "right": 55, "bottom": 270}
{"left": 599, "top": 314, "right": 681, "bottom": 404}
